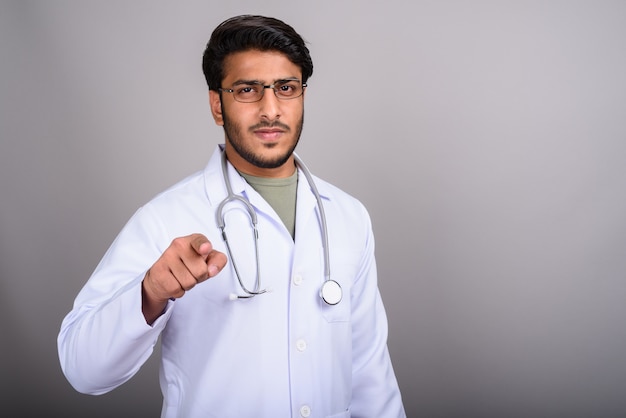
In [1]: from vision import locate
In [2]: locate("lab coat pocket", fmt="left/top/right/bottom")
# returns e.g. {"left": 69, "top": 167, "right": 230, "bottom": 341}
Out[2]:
{"left": 320, "top": 252, "right": 357, "bottom": 323}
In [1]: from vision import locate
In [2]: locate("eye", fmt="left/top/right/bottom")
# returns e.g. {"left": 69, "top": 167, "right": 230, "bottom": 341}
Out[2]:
{"left": 275, "top": 81, "right": 299, "bottom": 97}
{"left": 235, "top": 85, "right": 260, "bottom": 95}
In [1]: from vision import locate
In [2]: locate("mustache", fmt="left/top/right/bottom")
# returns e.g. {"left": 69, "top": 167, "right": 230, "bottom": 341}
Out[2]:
{"left": 249, "top": 121, "right": 291, "bottom": 132}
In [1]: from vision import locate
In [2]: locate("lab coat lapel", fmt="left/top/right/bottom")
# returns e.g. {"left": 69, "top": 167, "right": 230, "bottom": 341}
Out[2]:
{"left": 203, "top": 145, "right": 229, "bottom": 207}
{"left": 294, "top": 166, "right": 320, "bottom": 244}
{"left": 203, "top": 145, "right": 272, "bottom": 217}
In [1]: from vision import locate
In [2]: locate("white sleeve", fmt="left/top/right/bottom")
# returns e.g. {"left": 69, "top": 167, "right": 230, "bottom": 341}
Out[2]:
{"left": 349, "top": 205, "right": 406, "bottom": 417}
{"left": 57, "top": 205, "right": 173, "bottom": 395}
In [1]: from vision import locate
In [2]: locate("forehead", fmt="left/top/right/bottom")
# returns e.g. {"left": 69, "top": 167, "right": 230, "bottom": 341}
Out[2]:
{"left": 222, "top": 49, "right": 302, "bottom": 84}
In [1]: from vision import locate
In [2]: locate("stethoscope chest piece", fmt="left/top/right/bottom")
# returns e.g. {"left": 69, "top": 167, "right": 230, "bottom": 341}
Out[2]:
{"left": 321, "top": 280, "right": 342, "bottom": 305}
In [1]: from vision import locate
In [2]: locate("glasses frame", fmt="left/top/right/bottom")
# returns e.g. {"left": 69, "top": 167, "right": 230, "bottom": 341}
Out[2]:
{"left": 218, "top": 79, "right": 307, "bottom": 103}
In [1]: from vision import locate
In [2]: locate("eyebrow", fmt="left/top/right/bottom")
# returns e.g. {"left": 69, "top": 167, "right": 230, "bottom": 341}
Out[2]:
{"left": 231, "top": 77, "right": 301, "bottom": 86}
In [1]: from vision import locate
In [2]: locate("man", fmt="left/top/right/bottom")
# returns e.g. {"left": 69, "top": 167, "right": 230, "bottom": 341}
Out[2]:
{"left": 58, "top": 15, "right": 405, "bottom": 417}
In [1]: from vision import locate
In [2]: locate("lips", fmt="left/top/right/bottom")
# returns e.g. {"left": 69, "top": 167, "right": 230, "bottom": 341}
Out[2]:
{"left": 253, "top": 128, "right": 283, "bottom": 141}
{"left": 250, "top": 122, "right": 290, "bottom": 141}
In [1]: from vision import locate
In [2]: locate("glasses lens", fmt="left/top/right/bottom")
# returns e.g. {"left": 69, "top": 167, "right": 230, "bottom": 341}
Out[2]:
{"left": 233, "top": 84, "right": 263, "bottom": 102}
{"left": 274, "top": 80, "right": 303, "bottom": 99}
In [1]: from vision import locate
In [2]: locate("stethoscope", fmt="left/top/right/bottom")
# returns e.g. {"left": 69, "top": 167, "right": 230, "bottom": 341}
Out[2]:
{"left": 216, "top": 149, "right": 343, "bottom": 305}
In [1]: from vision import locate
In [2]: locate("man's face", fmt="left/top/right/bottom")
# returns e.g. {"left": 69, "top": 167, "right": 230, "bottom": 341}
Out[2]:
{"left": 209, "top": 49, "right": 305, "bottom": 177}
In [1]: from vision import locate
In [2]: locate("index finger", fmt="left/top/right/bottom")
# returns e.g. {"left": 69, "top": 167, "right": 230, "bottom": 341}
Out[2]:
{"left": 189, "top": 233, "right": 213, "bottom": 257}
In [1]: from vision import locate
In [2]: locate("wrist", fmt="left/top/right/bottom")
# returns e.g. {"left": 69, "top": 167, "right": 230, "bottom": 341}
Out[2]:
{"left": 141, "top": 276, "right": 168, "bottom": 325}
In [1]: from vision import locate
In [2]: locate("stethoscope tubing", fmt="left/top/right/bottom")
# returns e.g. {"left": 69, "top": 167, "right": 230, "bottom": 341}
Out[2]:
{"left": 216, "top": 149, "right": 341, "bottom": 305}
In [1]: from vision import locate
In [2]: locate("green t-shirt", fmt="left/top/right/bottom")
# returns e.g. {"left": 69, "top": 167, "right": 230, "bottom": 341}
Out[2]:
{"left": 240, "top": 170, "right": 298, "bottom": 239}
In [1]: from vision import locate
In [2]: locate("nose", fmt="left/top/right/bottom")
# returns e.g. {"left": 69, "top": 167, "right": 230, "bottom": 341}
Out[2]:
{"left": 259, "top": 87, "right": 281, "bottom": 120}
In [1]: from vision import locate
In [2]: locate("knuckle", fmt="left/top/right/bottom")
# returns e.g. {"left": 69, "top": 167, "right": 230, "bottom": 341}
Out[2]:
{"left": 182, "top": 276, "right": 199, "bottom": 291}
{"left": 192, "top": 267, "right": 208, "bottom": 283}
{"left": 170, "top": 237, "right": 187, "bottom": 250}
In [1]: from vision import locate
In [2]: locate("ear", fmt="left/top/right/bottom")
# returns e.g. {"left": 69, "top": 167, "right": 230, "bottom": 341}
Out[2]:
{"left": 209, "top": 90, "right": 224, "bottom": 126}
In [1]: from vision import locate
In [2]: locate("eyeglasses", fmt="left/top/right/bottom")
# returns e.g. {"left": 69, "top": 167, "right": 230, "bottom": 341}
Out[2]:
{"left": 219, "top": 79, "right": 307, "bottom": 103}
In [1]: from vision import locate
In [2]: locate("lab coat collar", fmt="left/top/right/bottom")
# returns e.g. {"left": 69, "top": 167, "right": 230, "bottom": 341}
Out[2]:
{"left": 202, "top": 144, "right": 332, "bottom": 209}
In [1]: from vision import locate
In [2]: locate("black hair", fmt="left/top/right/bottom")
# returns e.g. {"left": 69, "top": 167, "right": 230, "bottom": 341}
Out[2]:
{"left": 202, "top": 15, "right": 313, "bottom": 91}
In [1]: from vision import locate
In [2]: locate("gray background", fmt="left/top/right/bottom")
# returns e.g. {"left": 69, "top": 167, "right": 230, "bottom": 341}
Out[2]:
{"left": 1, "top": 1, "right": 625, "bottom": 417}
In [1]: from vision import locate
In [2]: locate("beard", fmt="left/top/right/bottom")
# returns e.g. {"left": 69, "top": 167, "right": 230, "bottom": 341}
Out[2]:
{"left": 222, "top": 107, "right": 304, "bottom": 169}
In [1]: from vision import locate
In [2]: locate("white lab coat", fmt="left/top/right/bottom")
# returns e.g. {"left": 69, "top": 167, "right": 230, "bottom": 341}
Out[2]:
{"left": 58, "top": 145, "right": 405, "bottom": 418}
